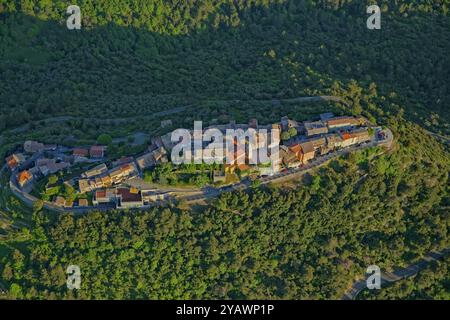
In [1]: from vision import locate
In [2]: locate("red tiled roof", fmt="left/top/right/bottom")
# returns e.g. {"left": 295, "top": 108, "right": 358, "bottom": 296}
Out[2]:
{"left": 95, "top": 189, "right": 107, "bottom": 198}
{"left": 90, "top": 146, "right": 105, "bottom": 157}
{"left": 342, "top": 133, "right": 352, "bottom": 140}
{"left": 73, "top": 148, "right": 89, "bottom": 157}
{"left": 117, "top": 188, "right": 142, "bottom": 202}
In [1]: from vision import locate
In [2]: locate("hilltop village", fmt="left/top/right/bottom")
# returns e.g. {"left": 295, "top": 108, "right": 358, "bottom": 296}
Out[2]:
{"left": 4, "top": 113, "right": 391, "bottom": 211}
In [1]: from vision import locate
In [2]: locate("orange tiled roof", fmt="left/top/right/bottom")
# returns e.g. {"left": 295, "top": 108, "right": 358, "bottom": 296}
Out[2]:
{"left": 342, "top": 133, "right": 352, "bottom": 140}
{"left": 289, "top": 144, "right": 301, "bottom": 154}
{"left": 6, "top": 155, "right": 18, "bottom": 169}
{"left": 18, "top": 170, "right": 32, "bottom": 184}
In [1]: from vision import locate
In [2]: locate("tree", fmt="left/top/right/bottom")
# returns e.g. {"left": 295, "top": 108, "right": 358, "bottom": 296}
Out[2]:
{"left": 288, "top": 127, "right": 298, "bottom": 138}
{"left": 48, "top": 175, "right": 58, "bottom": 185}
{"left": 9, "top": 283, "right": 22, "bottom": 299}
{"left": 281, "top": 131, "right": 290, "bottom": 141}
{"left": 2, "top": 264, "right": 13, "bottom": 281}
{"left": 97, "top": 134, "right": 113, "bottom": 145}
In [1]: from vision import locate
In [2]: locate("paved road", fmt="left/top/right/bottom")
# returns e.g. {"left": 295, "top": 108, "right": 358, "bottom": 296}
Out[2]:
{"left": 342, "top": 248, "right": 450, "bottom": 300}
{"left": 1, "top": 105, "right": 191, "bottom": 137}
{"left": 425, "top": 130, "right": 450, "bottom": 145}
{"left": 0, "top": 95, "right": 344, "bottom": 138}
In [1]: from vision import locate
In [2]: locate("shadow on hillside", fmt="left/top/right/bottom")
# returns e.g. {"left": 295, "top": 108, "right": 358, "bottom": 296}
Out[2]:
{"left": 2, "top": 2, "right": 449, "bottom": 136}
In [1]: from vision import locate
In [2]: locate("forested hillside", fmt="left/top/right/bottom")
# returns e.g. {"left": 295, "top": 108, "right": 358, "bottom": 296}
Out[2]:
{"left": 0, "top": 0, "right": 449, "bottom": 300}
{"left": 1, "top": 87, "right": 449, "bottom": 299}
{"left": 0, "top": 0, "right": 449, "bottom": 134}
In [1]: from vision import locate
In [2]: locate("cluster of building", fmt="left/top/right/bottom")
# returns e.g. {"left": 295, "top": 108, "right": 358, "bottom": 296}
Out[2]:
{"left": 78, "top": 161, "right": 139, "bottom": 194}
{"left": 72, "top": 145, "right": 105, "bottom": 161}
{"left": 5, "top": 140, "right": 107, "bottom": 189}
{"left": 279, "top": 128, "right": 371, "bottom": 168}
{"left": 136, "top": 138, "right": 169, "bottom": 171}
{"left": 191, "top": 113, "right": 372, "bottom": 176}
{"left": 276, "top": 114, "right": 371, "bottom": 168}
{"left": 4, "top": 112, "right": 377, "bottom": 211}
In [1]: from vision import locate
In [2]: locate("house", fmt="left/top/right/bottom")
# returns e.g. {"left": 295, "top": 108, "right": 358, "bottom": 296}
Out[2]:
{"left": 304, "top": 121, "right": 328, "bottom": 137}
{"left": 160, "top": 133, "right": 175, "bottom": 152}
{"left": 78, "top": 199, "right": 89, "bottom": 207}
{"left": 111, "top": 156, "right": 134, "bottom": 168}
{"left": 82, "top": 163, "right": 108, "bottom": 178}
{"left": 73, "top": 148, "right": 89, "bottom": 158}
{"left": 50, "top": 162, "right": 70, "bottom": 174}
{"left": 308, "top": 137, "right": 327, "bottom": 150}
{"left": 351, "top": 128, "right": 371, "bottom": 144}
{"left": 280, "top": 145, "right": 300, "bottom": 168}
{"left": 136, "top": 153, "right": 156, "bottom": 170}
{"left": 326, "top": 134, "right": 344, "bottom": 149}
{"left": 17, "top": 170, "right": 33, "bottom": 188}
{"left": 152, "top": 147, "right": 168, "bottom": 163}
{"left": 24, "top": 141, "right": 44, "bottom": 153}
{"left": 54, "top": 196, "right": 66, "bottom": 207}
{"left": 36, "top": 159, "right": 70, "bottom": 176}
{"left": 6, "top": 153, "right": 26, "bottom": 170}
{"left": 36, "top": 158, "right": 51, "bottom": 167}
{"left": 288, "top": 144, "right": 302, "bottom": 160}
{"left": 109, "top": 163, "right": 138, "bottom": 184}
{"left": 136, "top": 153, "right": 155, "bottom": 170}
{"left": 100, "top": 175, "right": 113, "bottom": 188}
{"left": 78, "top": 179, "right": 92, "bottom": 194}
{"left": 340, "top": 132, "right": 357, "bottom": 148}
{"left": 326, "top": 116, "right": 364, "bottom": 131}
{"left": 93, "top": 189, "right": 117, "bottom": 205}
{"left": 90, "top": 145, "right": 105, "bottom": 158}
{"left": 281, "top": 116, "right": 299, "bottom": 131}
{"left": 116, "top": 188, "right": 143, "bottom": 209}
{"left": 288, "top": 142, "right": 315, "bottom": 165}
{"left": 298, "top": 141, "right": 315, "bottom": 164}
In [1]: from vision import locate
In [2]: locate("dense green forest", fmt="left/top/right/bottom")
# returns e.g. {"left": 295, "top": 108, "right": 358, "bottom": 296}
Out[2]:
{"left": 0, "top": 0, "right": 449, "bottom": 135}
{"left": 0, "top": 1, "right": 449, "bottom": 299}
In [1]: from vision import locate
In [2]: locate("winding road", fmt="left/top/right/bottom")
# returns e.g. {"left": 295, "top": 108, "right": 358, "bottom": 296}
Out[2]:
{"left": 342, "top": 248, "right": 450, "bottom": 300}
{"left": 0, "top": 96, "right": 346, "bottom": 138}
